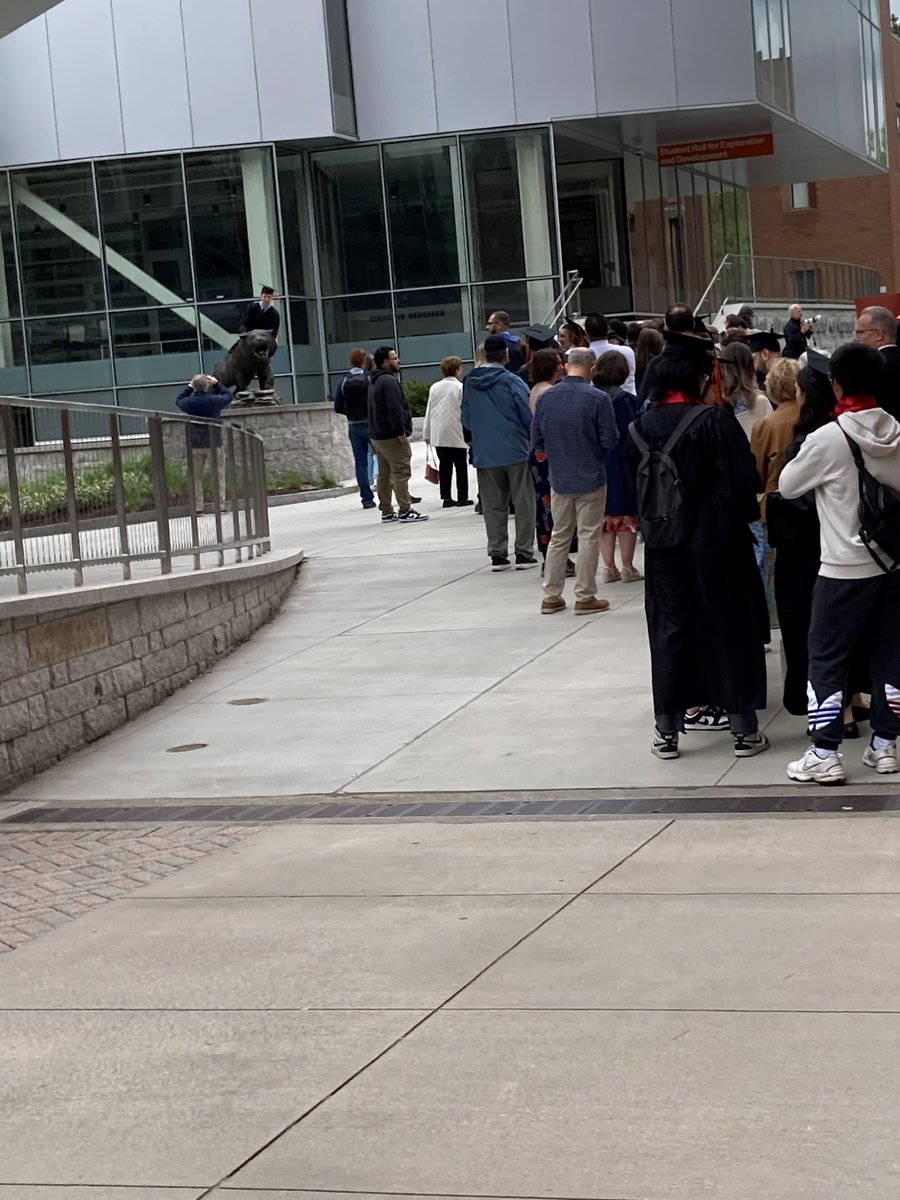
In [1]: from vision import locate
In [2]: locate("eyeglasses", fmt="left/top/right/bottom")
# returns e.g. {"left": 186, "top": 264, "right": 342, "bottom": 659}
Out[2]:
{"left": 854, "top": 327, "right": 878, "bottom": 337}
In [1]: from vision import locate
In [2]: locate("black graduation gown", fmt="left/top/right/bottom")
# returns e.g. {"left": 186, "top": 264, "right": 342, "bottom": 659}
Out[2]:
{"left": 625, "top": 403, "right": 769, "bottom": 720}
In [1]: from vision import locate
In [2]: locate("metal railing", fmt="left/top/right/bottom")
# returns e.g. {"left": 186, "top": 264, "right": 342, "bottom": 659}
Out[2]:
{"left": 542, "top": 270, "right": 584, "bottom": 328}
{"left": 0, "top": 396, "right": 271, "bottom": 595}
{"left": 696, "top": 254, "right": 881, "bottom": 318}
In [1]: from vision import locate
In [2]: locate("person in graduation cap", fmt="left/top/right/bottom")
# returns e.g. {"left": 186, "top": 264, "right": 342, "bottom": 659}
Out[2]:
{"left": 624, "top": 328, "right": 770, "bottom": 762}
{"left": 517, "top": 323, "right": 559, "bottom": 386}
{"left": 748, "top": 329, "right": 783, "bottom": 391}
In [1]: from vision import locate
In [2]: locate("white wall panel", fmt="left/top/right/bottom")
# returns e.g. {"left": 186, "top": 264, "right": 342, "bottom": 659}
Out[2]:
{"left": 509, "top": 0, "right": 595, "bottom": 123}
{"left": 345, "top": 0, "right": 437, "bottom": 139}
{"left": 183, "top": 0, "right": 261, "bottom": 146}
{"left": 0, "top": 18, "right": 59, "bottom": 165}
{"left": 48, "top": 0, "right": 124, "bottom": 160}
{"left": 791, "top": 0, "right": 866, "bottom": 157}
{"left": 429, "top": 0, "right": 515, "bottom": 132}
{"left": 250, "top": 0, "right": 335, "bottom": 141}
{"left": 672, "top": 0, "right": 756, "bottom": 106}
{"left": 591, "top": 0, "right": 676, "bottom": 113}
{"left": 112, "top": 0, "right": 192, "bottom": 153}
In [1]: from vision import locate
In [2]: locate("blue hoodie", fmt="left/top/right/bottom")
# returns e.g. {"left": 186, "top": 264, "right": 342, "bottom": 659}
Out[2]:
{"left": 461, "top": 366, "right": 532, "bottom": 469}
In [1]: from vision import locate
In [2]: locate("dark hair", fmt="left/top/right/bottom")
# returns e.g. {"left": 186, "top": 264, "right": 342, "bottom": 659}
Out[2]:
{"left": 665, "top": 303, "right": 695, "bottom": 334}
{"left": 484, "top": 347, "right": 508, "bottom": 364}
{"left": 531, "top": 348, "right": 562, "bottom": 385}
{"left": 559, "top": 319, "right": 588, "bottom": 348}
{"left": 635, "top": 327, "right": 663, "bottom": 385}
{"left": 648, "top": 354, "right": 709, "bottom": 404}
{"left": 592, "top": 350, "right": 629, "bottom": 389}
{"left": 725, "top": 314, "right": 749, "bottom": 330}
{"left": 608, "top": 318, "right": 628, "bottom": 343}
{"left": 795, "top": 365, "right": 836, "bottom": 439}
{"left": 373, "top": 345, "right": 395, "bottom": 369}
{"left": 584, "top": 312, "right": 608, "bottom": 340}
{"left": 261, "top": 286, "right": 275, "bottom": 295}
{"left": 626, "top": 321, "right": 641, "bottom": 346}
{"left": 829, "top": 342, "right": 884, "bottom": 398}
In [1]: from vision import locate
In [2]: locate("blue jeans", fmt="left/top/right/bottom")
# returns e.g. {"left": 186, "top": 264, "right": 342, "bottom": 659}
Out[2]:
{"left": 348, "top": 421, "right": 374, "bottom": 505}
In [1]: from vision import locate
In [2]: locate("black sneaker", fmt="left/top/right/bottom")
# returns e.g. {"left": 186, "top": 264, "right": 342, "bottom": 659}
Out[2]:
{"left": 442, "top": 499, "right": 456, "bottom": 508}
{"left": 733, "top": 731, "right": 770, "bottom": 758}
{"left": 684, "top": 705, "right": 730, "bottom": 732}
{"left": 565, "top": 559, "right": 576, "bottom": 578}
{"left": 409, "top": 495, "right": 422, "bottom": 504}
{"left": 491, "top": 556, "right": 512, "bottom": 572}
{"left": 381, "top": 512, "right": 398, "bottom": 523}
{"left": 474, "top": 502, "right": 483, "bottom": 515}
{"left": 456, "top": 499, "right": 474, "bottom": 507}
{"left": 652, "top": 729, "right": 680, "bottom": 760}
{"left": 515, "top": 553, "right": 539, "bottom": 570}
{"left": 362, "top": 501, "right": 377, "bottom": 510}
{"left": 398, "top": 509, "right": 430, "bottom": 523}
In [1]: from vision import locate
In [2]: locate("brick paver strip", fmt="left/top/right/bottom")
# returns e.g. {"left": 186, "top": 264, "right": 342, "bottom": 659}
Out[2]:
{"left": 0, "top": 825, "right": 256, "bottom": 953}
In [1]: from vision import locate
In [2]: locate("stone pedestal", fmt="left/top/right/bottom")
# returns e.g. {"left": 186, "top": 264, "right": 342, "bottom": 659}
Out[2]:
{"left": 223, "top": 404, "right": 353, "bottom": 485}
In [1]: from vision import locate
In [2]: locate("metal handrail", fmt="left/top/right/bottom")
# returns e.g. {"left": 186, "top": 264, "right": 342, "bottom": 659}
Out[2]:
{"left": 543, "top": 270, "right": 584, "bottom": 329}
{"left": 697, "top": 254, "right": 881, "bottom": 315}
{"left": 0, "top": 394, "right": 271, "bottom": 595}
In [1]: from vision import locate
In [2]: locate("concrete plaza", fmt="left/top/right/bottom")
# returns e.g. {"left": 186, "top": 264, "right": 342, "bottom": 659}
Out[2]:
{"left": 2, "top": 449, "right": 900, "bottom": 1198}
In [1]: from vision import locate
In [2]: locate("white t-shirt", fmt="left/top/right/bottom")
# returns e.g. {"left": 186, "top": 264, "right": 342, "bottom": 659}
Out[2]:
{"left": 589, "top": 339, "right": 636, "bottom": 395}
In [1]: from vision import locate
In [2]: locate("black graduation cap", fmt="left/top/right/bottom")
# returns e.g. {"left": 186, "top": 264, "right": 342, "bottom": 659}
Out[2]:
{"left": 806, "top": 348, "right": 831, "bottom": 376}
{"left": 747, "top": 330, "right": 783, "bottom": 354}
{"left": 523, "top": 323, "right": 556, "bottom": 345}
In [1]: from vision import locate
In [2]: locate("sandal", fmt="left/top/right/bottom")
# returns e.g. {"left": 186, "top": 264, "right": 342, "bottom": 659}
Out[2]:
{"left": 620, "top": 567, "right": 644, "bottom": 582}
{"left": 603, "top": 566, "right": 622, "bottom": 583}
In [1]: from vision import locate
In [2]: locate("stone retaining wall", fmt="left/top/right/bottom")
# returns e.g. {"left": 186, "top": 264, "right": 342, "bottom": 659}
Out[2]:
{"left": 0, "top": 550, "right": 303, "bottom": 795}
{"left": 223, "top": 403, "right": 353, "bottom": 485}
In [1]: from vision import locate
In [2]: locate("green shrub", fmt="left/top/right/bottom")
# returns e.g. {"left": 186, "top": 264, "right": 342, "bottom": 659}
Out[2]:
{"left": 403, "top": 379, "right": 430, "bottom": 418}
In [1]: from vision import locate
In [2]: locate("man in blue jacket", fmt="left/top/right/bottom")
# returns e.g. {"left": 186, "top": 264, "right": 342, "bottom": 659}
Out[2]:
{"left": 461, "top": 334, "right": 537, "bottom": 571}
{"left": 176, "top": 374, "right": 233, "bottom": 513}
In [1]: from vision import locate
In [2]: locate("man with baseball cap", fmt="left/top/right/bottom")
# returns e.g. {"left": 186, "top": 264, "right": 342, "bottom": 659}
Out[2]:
{"left": 748, "top": 329, "right": 782, "bottom": 390}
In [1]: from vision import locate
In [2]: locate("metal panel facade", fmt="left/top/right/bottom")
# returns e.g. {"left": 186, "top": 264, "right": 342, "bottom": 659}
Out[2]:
{"left": 428, "top": 0, "right": 516, "bottom": 131}
{"left": 112, "top": 0, "right": 193, "bottom": 153}
{"left": 346, "top": 0, "right": 438, "bottom": 139}
{"left": 672, "top": 0, "right": 757, "bottom": 106}
{"left": 183, "top": 0, "right": 261, "bottom": 147}
{"left": 47, "top": 0, "right": 124, "bottom": 161}
{"left": 509, "top": 0, "right": 596, "bottom": 123}
{"left": 250, "top": 0, "right": 335, "bottom": 142}
{"left": 0, "top": 17, "right": 59, "bottom": 164}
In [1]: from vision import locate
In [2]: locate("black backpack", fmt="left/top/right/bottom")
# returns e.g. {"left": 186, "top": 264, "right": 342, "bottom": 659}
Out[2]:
{"left": 628, "top": 405, "right": 707, "bottom": 549}
{"left": 842, "top": 430, "right": 900, "bottom": 572}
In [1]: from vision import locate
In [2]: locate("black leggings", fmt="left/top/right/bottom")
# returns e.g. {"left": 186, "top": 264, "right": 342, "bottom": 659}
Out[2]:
{"left": 436, "top": 446, "right": 469, "bottom": 503}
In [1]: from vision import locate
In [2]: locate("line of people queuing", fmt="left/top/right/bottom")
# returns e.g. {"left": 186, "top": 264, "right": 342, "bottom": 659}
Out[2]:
{"left": 333, "top": 302, "right": 900, "bottom": 786}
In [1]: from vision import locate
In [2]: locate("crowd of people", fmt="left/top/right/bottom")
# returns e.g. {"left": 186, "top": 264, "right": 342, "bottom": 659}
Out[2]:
{"left": 333, "top": 301, "right": 900, "bottom": 786}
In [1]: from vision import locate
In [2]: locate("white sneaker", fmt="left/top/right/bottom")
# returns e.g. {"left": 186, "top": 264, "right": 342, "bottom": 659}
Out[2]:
{"left": 863, "top": 741, "right": 899, "bottom": 775}
{"left": 787, "top": 747, "right": 846, "bottom": 786}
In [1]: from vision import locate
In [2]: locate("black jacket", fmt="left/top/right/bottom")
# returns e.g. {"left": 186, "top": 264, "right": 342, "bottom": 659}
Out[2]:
{"left": 241, "top": 302, "right": 280, "bottom": 339}
{"left": 368, "top": 369, "right": 412, "bottom": 440}
{"left": 878, "top": 345, "right": 900, "bottom": 421}
{"left": 783, "top": 317, "right": 807, "bottom": 360}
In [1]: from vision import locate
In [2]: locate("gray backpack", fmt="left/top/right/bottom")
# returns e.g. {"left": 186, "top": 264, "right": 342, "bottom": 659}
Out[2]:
{"left": 628, "top": 405, "right": 706, "bottom": 549}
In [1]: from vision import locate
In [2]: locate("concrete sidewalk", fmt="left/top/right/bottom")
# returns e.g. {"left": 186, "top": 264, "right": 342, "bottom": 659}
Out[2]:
{"left": 2, "top": 814, "right": 900, "bottom": 1198}
{"left": 6, "top": 444, "right": 897, "bottom": 803}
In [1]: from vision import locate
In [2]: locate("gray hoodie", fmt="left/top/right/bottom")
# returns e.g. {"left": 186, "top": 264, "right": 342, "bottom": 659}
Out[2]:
{"left": 780, "top": 409, "right": 900, "bottom": 578}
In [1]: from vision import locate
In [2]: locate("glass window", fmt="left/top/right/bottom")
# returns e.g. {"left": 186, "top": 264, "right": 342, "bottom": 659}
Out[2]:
{"left": 30, "top": 391, "right": 116, "bottom": 443}
{"left": 26, "top": 314, "right": 112, "bottom": 393}
{"left": 0, "top": 175, "right": 20, "bottom": 320}
{"left": 395, "top": 287, "right": 472, "bottom": 365}
{"left": 753, "top": 0, "right": 794, "bottom": 114}
{"left": 111, "top": 306, "right": 201, "bottom": 386}
{"left": 96, "top": 155, "right": 192, "bottom": 309}
{"left": 324, "top": 0, "right": 356, "bottom": 135}
{"left": 555, "top": 135, "right": 630, "bottom": 315}
{"left": 312, "top": 146, "right": 390, "bottom": 296}
{"left": 323, "top": 293, "right": 393, "bottom": 371}
{"left": 198, "top": 300, "right": 290, "bottom": 377}
{"left": 384, "top": 138, "right": 465, "bottom": 288}
{"left": 115, "top": 384, "right": 184, "bottom": 414}
{"left": 276, "top": 149, "right": 314, "bottom": 297}
{"left": 790, "top": 182, "right": 811, "bottom": 209}
{"left": 288, "top": 299, "right": 322, "bottom": 375}
{"left": 462, "top": 131, "right": 557, "bottom": 283}
{"left": 471, "top": 280, "right": 556, "bottom": 332}
{"left": 186, "top": 149, "right": 281, "bottom": 302}
{"left": 860, "top": 12, "right": 886, "bottom": 163}
{"left": 0, "top": 321, "right": 27, "bottom": 394}
{"left": 13, "top": 163, "right": 106, "bottom": 316}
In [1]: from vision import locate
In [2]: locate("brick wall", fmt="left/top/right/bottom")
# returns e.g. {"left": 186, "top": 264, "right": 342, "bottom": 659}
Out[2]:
{"left": 0, "top": 552, "right": 302, "bottom": 795}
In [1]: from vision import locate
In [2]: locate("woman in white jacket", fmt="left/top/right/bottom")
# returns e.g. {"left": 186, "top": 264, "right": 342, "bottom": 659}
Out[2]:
{"left": 423, "top": 356, "right": 473, "bottom": 508}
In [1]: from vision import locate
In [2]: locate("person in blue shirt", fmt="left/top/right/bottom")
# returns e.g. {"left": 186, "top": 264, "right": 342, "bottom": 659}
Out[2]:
{"left": 532, "top": 348, "right": 618, "bottom": 614}
{"left": 176, "top": 374, "right": 233, "bottom": 514}
{"left": 462, "top": 334, "right": 536, "bottom": 570}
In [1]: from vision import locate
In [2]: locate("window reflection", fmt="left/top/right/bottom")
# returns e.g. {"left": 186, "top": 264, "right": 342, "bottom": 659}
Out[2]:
{"left": 276, "top": 150, "right": 314, "bottom": 297}
{"left": 96, "top": 156, "right": 193, "bottom": 309}
{"left": 13, "top": 164, "right": 106, "bottom": 316}
{"left": 323, "top": 293, "right": 393, "bottom": 370}
{"left": 111, "top": 307, "right": 200, "bottom": 386}
{"left": 396, "top": 287, "right": 472, "bottom": 364}
{"left": 0, "top": 176, "right": 20, "bottom": 320}
{"left": 27, "top": 315, "right": 113, "bottom": 394}
{"left": 313, "top": 146, "right": 390, "bottom": 296}
{"left": 385, "top": 139, "right": 464, "bottom": 288}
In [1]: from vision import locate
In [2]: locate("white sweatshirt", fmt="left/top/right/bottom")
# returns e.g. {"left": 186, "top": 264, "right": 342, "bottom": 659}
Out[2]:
{"left": 779, "top": 409, "right": 900, "bottom": 579}
{"left": 423, "top": 377, "right": 467, "bottom": 449}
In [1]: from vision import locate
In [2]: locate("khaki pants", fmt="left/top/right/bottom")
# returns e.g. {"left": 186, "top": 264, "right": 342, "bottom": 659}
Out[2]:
{"left": 371, "top": 436, "right": 412, "bottom": 515}
{"left": 191, "top": 447, "right": 224, "bottom": 513}
{"left": 543, "top": 486, "right": 607, "bottom": 602}
{"left": 476, "top": 462, "right": 535, "bottom": 559}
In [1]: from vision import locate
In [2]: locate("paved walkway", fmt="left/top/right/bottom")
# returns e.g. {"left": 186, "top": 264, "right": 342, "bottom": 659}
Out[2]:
{"left": 3, "top": 447, "right": 900, "bottom": 1199}
{"left": 6, "top": 445, "right": 897, "bottom": 802}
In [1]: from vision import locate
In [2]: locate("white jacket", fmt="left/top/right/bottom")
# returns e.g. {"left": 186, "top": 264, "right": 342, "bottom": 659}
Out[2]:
{"left": 423, "top": 377, "right": 467, "bottom": 449}
{"left": 780, "top": 409, "right": 900, "bottom": 579}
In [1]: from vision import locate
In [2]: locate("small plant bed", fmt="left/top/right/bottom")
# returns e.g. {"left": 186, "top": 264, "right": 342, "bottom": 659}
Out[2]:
{"left": 266, "top": 468, "right": 340, "bottom": 496}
